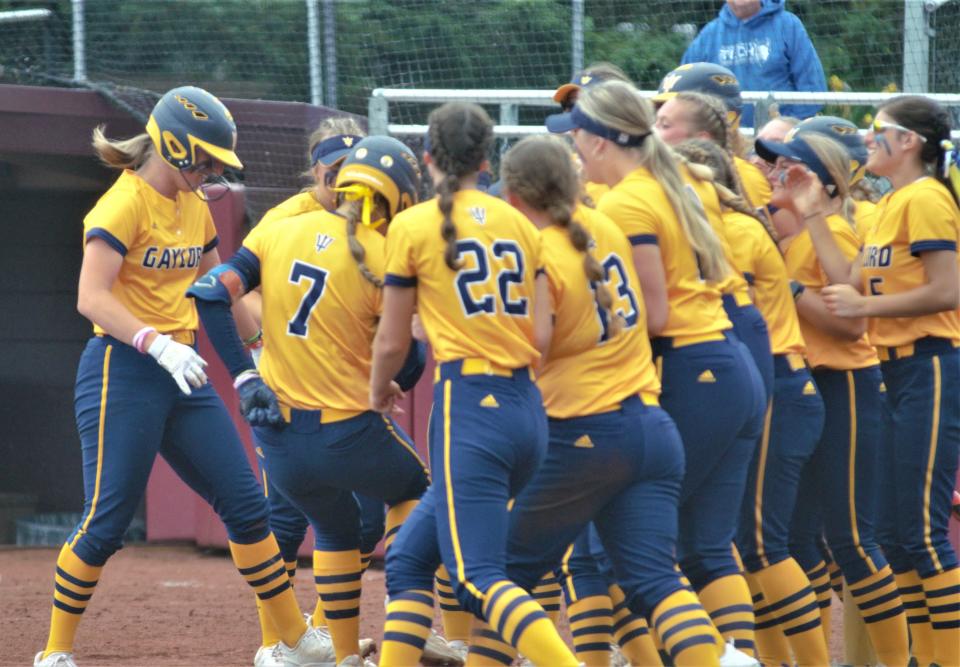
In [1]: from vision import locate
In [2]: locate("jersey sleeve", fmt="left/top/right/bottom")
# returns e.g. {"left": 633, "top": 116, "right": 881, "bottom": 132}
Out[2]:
{"left": 907, "top": 188, "right": 960, "bottom": 256}
{"left": 384, "top": 216, "right": 418, "bottom": 287}
{"left": 83, "top": 189, "right": 142, "bottom": 256}
{"left": 202, "top": 205, "right": 219, "bottom": 253}
{"left": 598, "top": 191, "right": 660, "bottom": 245}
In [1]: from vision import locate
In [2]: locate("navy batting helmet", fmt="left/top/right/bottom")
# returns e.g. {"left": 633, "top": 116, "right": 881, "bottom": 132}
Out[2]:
{"left": 653, "top": 63, "right": 743, "bottom": 117}
{"left": 790, "top": 116, "right": 868, "bottom": 183}
{"left": 335, "top": 136, "right": 421, "bottom": 223}
{"left": 146, "top": 86, "right": 242, "bottom": 170}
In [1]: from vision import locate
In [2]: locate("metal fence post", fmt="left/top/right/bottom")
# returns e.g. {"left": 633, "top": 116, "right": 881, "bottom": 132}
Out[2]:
{"left": 499, "top": 103, "right": 518, "bottom": 158}
{"left": 571, "top": 0, "right": 584, "bottom": 78}
{"left": 368, "top": 91, "right": 389, "bottom": 136}
{"left": 903, "top": 0, "right": 930, "bottom": 92}
{"left": 323, "top": 0, "right": 337, "bottom": 109}
{"left": 306, "top": 0, "right": 323, "bottom": 106}
{"left": 71, "top": 0, "right": 85, "bottom": 82}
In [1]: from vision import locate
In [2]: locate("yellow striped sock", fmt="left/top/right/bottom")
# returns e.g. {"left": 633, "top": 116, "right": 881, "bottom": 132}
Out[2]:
{"left": 921, "top": 567, "right": 960, "bottom": 667}
{"left": 313, "top": 549, "right": 361, "bottom": 662}
{"left": 466, "top": 620, "right": 516, "bottom": 665}
{"left": 384, "top": 499, "right": 418, "bottom": 553}
{"left": 650, "top": 589, "right": 723, "bottom": 667}
{"left": 752, "top": 559, "right": 830, "bottom": 666}
{"left": 532, "top": 571, "right": 563, "bottom": 626}
{"left": 380, "top": 589, "right": 435, "bottom": 667}
{"left": 745, "top": 571, "right": 792, "bottom": 667}
{"left": 482, "top": 580, "right": 578, "bottom": 666}
{"left": 436, "top": 565, "right": 472, "bottom": 642}
{"left": 257, "top": 556, "right": 300, "bottom": 646}
{"left": 698, "top": 573, "right": 756, "bottom": 657}
{"left": 360, "top": 549, "right": 374, "bottom": 575}
{"left": 803, "top": 561, "right": 833, "bottom": 647}
{"left": 231, "top": 536, "right": 305, "bottom": 647}
{"left": 568, "top": 595, "right": 612, "bottom": 666}
{"left": 896, "top": 569, "right": 937, "bottom": 667}
{"left": 284, "top": 558, "right": 298, "bottom": 580}
{"left": 848, "top": 566, "right": 909, "bottom": 665}
{"left": 609, "top": 584, "right": 662, "bottom": 666}
{"left": 827, "top": 558, "right": 844, "bottom": 600}
{"left": 311, "top": 595, "right": 327, "bottom": 628}
{"left": 43, "top": 543, "right": 102, "bottom": 657}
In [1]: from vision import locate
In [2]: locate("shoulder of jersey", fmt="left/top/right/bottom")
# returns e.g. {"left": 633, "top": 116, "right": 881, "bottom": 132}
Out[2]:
{"left": 913, "top": 177, "right": 960, "bottom": 208}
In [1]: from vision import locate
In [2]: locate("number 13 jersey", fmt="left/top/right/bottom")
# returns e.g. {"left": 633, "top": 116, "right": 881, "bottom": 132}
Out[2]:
{"left": 241, "top": 210, "right": 383, "bottom": 411}
{"left": 384, "top": 189, "right": 542, "bottom": 369}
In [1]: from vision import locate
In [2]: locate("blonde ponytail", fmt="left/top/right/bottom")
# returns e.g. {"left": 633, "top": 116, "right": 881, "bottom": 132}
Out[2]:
{"left": 92, "top": 126, "right": 153, "bottom": 170}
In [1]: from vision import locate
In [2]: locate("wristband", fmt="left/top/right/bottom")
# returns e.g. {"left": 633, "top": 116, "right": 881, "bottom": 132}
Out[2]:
{"left": 242, "top": 329, "right": 263, "bottom": 347}
{"left": 790, "top": 280, "right": 806, "bottom": 302}
{"left": 234, "top": 368, "right": 260, "bottom": 389}
{"left": 132, "top": 326, "right": 157, "bottom": 354}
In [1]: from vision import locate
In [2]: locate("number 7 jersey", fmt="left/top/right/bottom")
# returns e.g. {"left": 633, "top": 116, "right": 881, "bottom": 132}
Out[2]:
{"left": 241, "top": 210, "right": 383, "bottom": 411}
{"left": 384, "top": 189, "right": 541, "bottom": 369}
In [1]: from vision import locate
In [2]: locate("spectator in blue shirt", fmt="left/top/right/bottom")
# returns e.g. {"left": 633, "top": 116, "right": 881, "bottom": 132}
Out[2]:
{"left": 682, "top": 0, "right": 827, "bottom": 126}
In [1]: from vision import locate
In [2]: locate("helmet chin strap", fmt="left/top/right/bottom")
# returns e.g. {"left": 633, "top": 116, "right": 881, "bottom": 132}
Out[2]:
{"left": 178, "top": 168, "right": 231, "bottom": 202}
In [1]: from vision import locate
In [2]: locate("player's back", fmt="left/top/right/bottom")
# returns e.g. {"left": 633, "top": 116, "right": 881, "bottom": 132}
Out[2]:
{"left": 385, "top": 189, "right": 541, "bottom": 369}
{"left": 538, "top": 205, "right": 660, "bottom": 418}
{"left": 242, "top": 209, "right": 383, "bottom": 411}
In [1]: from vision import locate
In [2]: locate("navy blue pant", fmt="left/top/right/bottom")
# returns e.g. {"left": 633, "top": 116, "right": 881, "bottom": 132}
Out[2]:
{"left": 252, "top": 410, "right": 428, "bottom": 552}
{"left": 875, "top": 340, "right": 960, "bottom": 577}
{"left": 790, "top": 366, "right": 888, "bottom": 584}
{"left": 737, "top": 355, "right": 825, "bottom": 572}
{"left": 255, "top": 450, "right": 387, "bottom": 563}
{"left": 386, "top": 362, "right": 547, "bottom": 617}
{"left": 506, "top": 396, "right": 688, "bottom": 617}
{"left": 652, "top": 335, "right": 766, "bottom": 590}
{"left": 723, "top": 295, "right": 775, "bottom": 403}
{"left": 68, "top": 336, "right": 270, "bottom": 566}
{"left": 563, "top": 525, "right": 613, "bottom": 602}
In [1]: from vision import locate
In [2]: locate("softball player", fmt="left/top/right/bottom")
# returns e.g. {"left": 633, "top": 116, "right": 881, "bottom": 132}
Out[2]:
{"left": 652, "top": 63, "right": 772, "bottom": 211}
{"left": 190, "top": 136, "right": 431, "bottom": 666}
{"left": 756, "top": 131, "right": 911, "bottom": 665}
{"left": 791, "top": 95, "right": 960, "bottom": 667}
{"left": 373, "top": 102, "right": 578, "bottom": 667}
{"left": 35, "top": 87, "right": 331, "bottom": 667}
{"left": 678, "top": 139, "right": 834, "bottom": 666}
{"left": 500, "top": 135, "right": 728, "bottom": 667}
{"left": 548, "top": 80, "right": 766, "bottom": 658}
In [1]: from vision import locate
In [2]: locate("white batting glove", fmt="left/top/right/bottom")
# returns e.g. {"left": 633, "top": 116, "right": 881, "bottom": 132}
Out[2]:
{"left": 147, "top": 334, "right": 209, "bottom": 395}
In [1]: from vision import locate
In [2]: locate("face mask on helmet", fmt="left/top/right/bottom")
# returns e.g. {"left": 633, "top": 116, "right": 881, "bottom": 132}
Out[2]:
{"left": 333, "top": 137, "right": 421, "bottom": 228}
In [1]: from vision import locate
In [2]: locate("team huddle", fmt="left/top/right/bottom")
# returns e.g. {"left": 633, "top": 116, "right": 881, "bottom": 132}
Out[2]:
{"left": 31, "top": 58, "right": 960, "bottom": 667}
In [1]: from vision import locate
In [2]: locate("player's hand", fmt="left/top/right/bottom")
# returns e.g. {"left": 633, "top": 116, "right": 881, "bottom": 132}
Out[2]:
{"left": 780, "top": 164, "right": 829, "bottom": 216}
{"left": 822, "top": 284, "right": 867, "bottom": 318}
{"left": 370, "top": 380, "right": 405, "bottom": 415}
{"left": 148, "top": 334, "right": 208, "bottom": 395}
{"left": 235, "top": 370, "right": 284, "bottom": 427}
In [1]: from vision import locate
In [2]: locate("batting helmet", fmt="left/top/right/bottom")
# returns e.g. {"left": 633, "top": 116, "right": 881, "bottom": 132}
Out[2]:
{"left": 146, "top": 86, "right": 242, "bottom": 171}
{"left": 652, "top": 63, "right": 743, "bottom": 117}
{"left": 335, "top": 136, "right": 421, "bottom": 223}
{"left": 790, "top": 116, "right": 868, "bottom": 182}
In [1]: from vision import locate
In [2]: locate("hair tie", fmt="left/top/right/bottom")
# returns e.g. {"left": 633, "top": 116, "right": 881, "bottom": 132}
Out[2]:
{"left": 333, "top": 183, "right": 386, "bottom": 229}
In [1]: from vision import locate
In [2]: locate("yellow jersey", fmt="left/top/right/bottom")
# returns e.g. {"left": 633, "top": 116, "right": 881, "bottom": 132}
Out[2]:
{"left": 861, "top": 177, "right": 960, "bottom": 347}
{"left": 242, "top": 209, "right": 382, "bottom": 411}
{"left": 259, "top": 190, "right": 324, "bottom": 227}
{"left": 599, "top": 166, "right": 731, "bottom": 340}
{"left": 782, "top": 215, "right": 878, "bottom": 370}
{"left": 682, "top": 169, "right": 753, "bottom": 305}
{"left": 735, "top": 156, "right": 773, "bottom": 209}
{"left": 853, "top": 199, "right": 879, "bottom": 242}
{"left": 723, "top": 211, "right": 805, "bottom": 356}
{"left": 384, "top": 189, "right": 541, "bottom": 368}
{"left": 538, "top": 205, "right": 660, "bottom": 418}
{"left": 584, "top": 181, "right": 610, "bottom": 206}
{"left": 83, "top": 170, "right": 218, "bottom": 335}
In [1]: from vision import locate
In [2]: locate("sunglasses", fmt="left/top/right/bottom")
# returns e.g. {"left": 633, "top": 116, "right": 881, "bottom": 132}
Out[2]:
{"left": 872, "top": 118, "right": 927, "bottom": 143}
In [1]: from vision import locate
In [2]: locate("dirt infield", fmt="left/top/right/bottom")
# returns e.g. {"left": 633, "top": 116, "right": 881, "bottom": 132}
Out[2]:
{"left": 1, "top": 544, "right": 844, "bottom": 666}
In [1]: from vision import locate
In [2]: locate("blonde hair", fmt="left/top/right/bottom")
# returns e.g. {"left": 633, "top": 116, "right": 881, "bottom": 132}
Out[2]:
{"left": 300, "top": 116, "right": 367, "bottom": 185}
{"left": 674, "top": 138, "right": 779, "bottom": 243}
{"left": 339, "top": 197, "right": 387, "bottom": 288}
{"left": 502, "top": 136, "right": 621, "bottom": 337}
{"left": 577, "top": 81, "right": 728, "bottom": 282}
{"left": 800, "top": 134, "right": 857, "bottom": 228}
{"left": 92, "top": 126, "right": 153, "bottom": 170}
